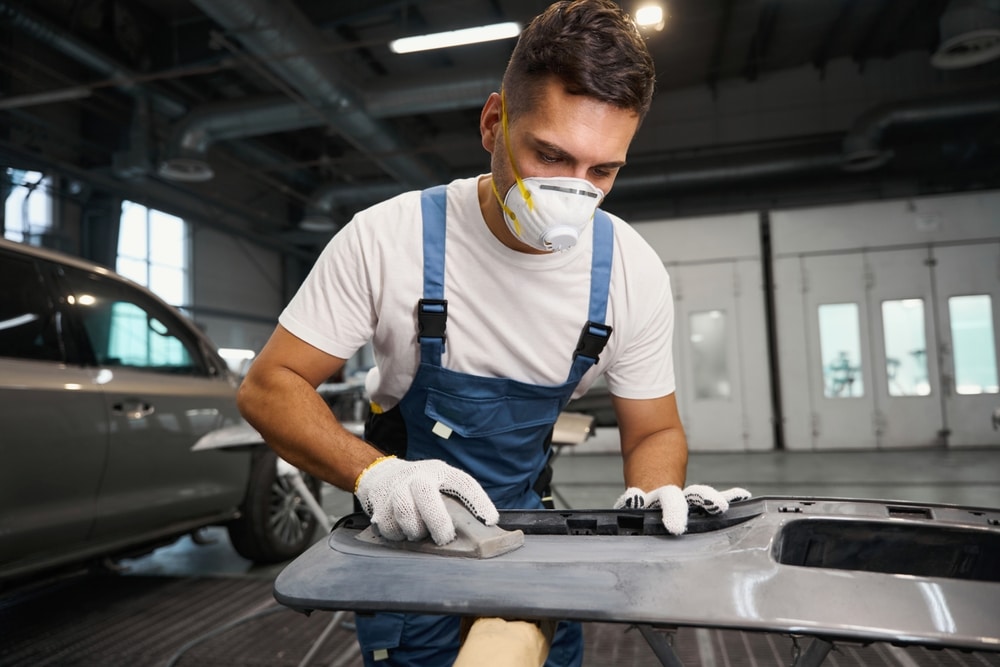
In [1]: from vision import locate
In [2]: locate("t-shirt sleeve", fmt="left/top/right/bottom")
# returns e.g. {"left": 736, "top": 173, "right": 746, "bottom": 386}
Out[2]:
{"left": 278, "top": 217, "right": 376, "bottom": 360}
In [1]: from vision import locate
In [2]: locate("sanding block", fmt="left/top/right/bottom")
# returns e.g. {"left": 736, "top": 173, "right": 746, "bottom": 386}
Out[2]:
{"left": 355, "top": 496, "right": 525, "bottom": 558}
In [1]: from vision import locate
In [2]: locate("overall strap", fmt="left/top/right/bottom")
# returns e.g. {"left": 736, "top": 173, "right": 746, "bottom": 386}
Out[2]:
{"left": 418, "top": 185, "right": 449, "bottom": 367}
{"left": 567, "top": 209, "right": 614, "bottom": 382}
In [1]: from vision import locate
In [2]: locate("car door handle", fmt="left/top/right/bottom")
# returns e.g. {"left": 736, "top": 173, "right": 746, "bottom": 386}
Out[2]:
{"left": 112, "top": 401, "right": 155, "bottom": 420}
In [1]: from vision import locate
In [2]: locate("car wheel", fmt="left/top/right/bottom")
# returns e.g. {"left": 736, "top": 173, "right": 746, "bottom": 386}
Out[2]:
{"left": 227, "top": 448, "right": 322, "bottom": 563}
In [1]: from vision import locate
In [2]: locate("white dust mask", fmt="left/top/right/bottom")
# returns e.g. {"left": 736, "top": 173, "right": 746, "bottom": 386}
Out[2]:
{"left": 496, "top": 176, "right": 603, "bottom": 252}
{"left": 491, "top": 90, "right": 605, "bottom": 252}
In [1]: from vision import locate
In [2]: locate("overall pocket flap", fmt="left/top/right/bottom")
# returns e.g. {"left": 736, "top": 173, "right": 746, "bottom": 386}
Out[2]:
{"left": 424, "top": 388, "right": 562, "bottom": 439}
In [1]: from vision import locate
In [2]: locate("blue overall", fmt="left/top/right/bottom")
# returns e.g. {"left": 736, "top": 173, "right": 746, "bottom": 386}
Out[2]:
{"left": 356, "top": 185, "right": 614, "bottom": 666}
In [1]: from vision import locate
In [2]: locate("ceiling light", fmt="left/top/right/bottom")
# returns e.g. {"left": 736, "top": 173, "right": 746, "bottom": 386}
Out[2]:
{"left": 157, "top": 156, "right": 215, "bottom": 182}
{"left": 635, "top": 4, "right": 666, "bottom": 31}
{"left": 932, "top": 0, "right": 1000, "bottom": 69}
{"left": 389, "top": 22, "right": 521, "bottom": 54}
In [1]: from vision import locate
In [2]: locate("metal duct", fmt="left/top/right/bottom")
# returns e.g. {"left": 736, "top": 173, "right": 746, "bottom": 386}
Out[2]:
{"left": 158, "top": 97, "right": 324, "bottom": 182}
{"left": 1, "top": 0, "right": 320, "bottom": 191}
{"left": 301, "top": 181, "right": 406, "bottom": 231}
{"left": 191, "top": 0, "right": 445, "bottom": 189}
{"left": 300, "top": 142, "right": 844, "bottom": 225}
{"left": 159, "top": 71, "right": 498, "bottom": 182}
{"left": 0, "top": 0, "right": 186, "bottom": 118}
{"left": 611, "top": 146, "right": 844, "bottom": 194}
{"left": 363, "top": 71, "right": 501, "bottom": 118}
{"left": 842, "top": 91, "right": 1000, "bottom": 171}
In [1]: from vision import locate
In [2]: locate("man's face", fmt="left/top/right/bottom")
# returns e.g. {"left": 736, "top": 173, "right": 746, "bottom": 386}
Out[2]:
{"left": 481, "top": 77, "right": 640, "bottom": 206}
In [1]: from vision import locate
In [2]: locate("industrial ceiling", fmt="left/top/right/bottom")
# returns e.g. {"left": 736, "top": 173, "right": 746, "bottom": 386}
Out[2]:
{"left": 2, "top": 0, "right": 999, "bottom": 257}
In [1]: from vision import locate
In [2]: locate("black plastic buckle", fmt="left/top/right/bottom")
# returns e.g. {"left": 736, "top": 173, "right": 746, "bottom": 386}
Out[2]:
{"left": 574, "top": 321, "right": 613, "bottom": 362}
{"left": 418, "top": 299, "right": 448, "bottom": 340}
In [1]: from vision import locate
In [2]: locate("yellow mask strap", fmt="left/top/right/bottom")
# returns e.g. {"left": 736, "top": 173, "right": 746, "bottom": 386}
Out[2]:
{"left": 491, "top": 90, "right": 533, "bottom": 237}
{"left": 490, "top": 178, "right": 523, "bottom": 237}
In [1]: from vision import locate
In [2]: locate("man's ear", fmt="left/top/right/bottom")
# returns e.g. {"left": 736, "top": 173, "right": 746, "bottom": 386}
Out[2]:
{"left": 479, "top": 92, "right": 503, "bottom": 154}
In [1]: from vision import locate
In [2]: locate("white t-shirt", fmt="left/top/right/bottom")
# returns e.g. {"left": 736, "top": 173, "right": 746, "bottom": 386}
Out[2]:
{"left": 280, "top": 175, "right": 675, "bottom": 411}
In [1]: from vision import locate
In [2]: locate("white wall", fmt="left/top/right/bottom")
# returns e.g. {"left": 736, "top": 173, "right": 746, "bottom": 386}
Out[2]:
{"left": 190, "top": 226, "right": 285, "bottom": 354}
{"left": 771, "top": 191, "right": 1000, "bottom": 450}
{"left": 771, "top": 191, "right": 1000, "bottom": 255}
{"left": 634, "top": 213, "right": 773, "bottom": 451}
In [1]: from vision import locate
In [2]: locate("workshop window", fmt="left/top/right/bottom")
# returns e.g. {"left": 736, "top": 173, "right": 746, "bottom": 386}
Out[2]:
{"left": 117, "top": 201, "right": 190, "bottom": 309}
{"left": 818, "top": 303, "right": 865, "bottom": 398}
{"left": 3, "top": 169, "right": 53, "bottom": 244}
{"left": 881, "top": 299, "right": 931, "bottom": 397}
{"left": 949, "top": 295, "right": 999, "bottom": 395}
{"left": 690, "top": 309, "right": 731, "bottom": 400}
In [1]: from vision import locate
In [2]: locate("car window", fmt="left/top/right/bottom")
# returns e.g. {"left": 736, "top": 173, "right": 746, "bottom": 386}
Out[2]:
{"left": 58, "top": 266, "right": 208, "bottom": 376}
{"left": 0, "top": 250, "right": 65, "bottom": 362}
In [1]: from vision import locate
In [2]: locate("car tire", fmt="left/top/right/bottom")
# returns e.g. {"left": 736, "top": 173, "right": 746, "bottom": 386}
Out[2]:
{"left": 227, "top": 448, "right": 322, "bottom": 564}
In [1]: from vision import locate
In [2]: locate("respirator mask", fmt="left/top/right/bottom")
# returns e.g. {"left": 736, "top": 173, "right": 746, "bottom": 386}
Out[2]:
{"left": 491, "top": 92, "right": 604, "bottom": 252}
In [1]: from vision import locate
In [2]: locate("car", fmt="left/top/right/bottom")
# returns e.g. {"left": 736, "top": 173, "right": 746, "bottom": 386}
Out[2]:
{"left": 0, "top": 238, "right": 320, "bottom": 589}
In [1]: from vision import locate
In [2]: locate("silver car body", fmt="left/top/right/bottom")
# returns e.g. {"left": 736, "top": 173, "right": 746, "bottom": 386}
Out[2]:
{"left": 0, "top": 238, "right": 262, "bottom": 582}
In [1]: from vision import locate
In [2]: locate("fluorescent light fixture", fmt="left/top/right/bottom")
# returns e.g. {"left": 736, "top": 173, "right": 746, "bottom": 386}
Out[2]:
{"left": 390, "top": 22, "right": 521, "bottom": 54}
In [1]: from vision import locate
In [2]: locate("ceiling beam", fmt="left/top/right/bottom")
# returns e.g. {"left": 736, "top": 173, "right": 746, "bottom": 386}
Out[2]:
{"left": 707, "top": 0, "right": 736, "bottom": 95}
{"left": 813, "top": 0, "right": 857, "bottom": 78}
{"left": 743, "top": 0, "right": 780, "bottom": 82}
{"left": 852, "top": 0, "right": 894, "bottom": 71}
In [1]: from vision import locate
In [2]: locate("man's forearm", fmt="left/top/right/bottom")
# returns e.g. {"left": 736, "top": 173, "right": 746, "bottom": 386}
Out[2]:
{"left": 238, "top": 366, "right": 381, "bottom": 492}
{"left": 621, "top": 427, "right": 688, "bottom": 492}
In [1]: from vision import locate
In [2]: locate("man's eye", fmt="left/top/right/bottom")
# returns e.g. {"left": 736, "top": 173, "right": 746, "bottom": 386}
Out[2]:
{"left": 538, "top": 153, "right": 560, "bottom": 164}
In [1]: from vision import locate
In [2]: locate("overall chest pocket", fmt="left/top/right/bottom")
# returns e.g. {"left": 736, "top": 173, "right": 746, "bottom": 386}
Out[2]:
{"left": 423, "top": 387, "right": 562, "bottom": 439}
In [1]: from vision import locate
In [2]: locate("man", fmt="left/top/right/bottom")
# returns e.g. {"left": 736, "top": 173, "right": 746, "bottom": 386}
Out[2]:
{"left": 238, "top": 1, "right": 748, "bottom": 664}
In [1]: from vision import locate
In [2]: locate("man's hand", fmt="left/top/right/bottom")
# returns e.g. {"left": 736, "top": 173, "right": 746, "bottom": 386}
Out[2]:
{"left": 614, "top": 484, "right": 751, "bottom": 535}
{"left": 355, "top": 456, "right": 499, "bottom": 545}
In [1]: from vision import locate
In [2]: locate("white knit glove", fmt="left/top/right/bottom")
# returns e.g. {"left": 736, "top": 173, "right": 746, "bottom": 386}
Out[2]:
{"left": 355, "top": 456, "right": 499, "bottom": 546}
{"left": 614, "top": 484, "right": 751, "bottom": 535}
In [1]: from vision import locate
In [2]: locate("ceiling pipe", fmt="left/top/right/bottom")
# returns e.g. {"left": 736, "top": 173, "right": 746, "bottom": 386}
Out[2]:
{"left": 158, "top": 97, "right": 324, "bottom": 182}
{"left": 612, "top": 150, "right": 844, "bottom": 193}
{"left": 300, "top": 142, "right": 845, "bottom": 228}
{"left": 300, "top": 181, "right": 406, "bottom": 231}
{"left": 0, "top": 0, "right": 186, "bottom": 118}
{"left": 191, "top": 0, "right": 445, "bottom": 189}
{"left": 301, "top": 89, "right": 1000, "bottom": 224}
{"left": 363, "top": 71, "right": 500, "bottom": 119}
{"left": 0, "top": 0, "right": 309, "bottom": 190}
{"left": 158, "top": 71, "right": 498, "bottom": 183}
{"left": 842, "top": 91, "right": 1000, "bottom": 172}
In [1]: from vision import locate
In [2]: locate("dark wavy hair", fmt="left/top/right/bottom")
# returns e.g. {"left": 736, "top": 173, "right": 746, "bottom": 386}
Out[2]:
{"left": 502, "top": 0, "right": 656, "bottom": 123}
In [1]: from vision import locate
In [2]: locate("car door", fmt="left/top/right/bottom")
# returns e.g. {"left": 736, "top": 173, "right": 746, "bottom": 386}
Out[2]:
{"left": 55, "top": 264, "right": 249, "bottom": 540}
{"left": 0, "top": 249, "right": 108, "bottom": 575}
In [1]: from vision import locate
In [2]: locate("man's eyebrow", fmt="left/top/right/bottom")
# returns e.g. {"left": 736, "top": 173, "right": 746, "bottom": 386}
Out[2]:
{"left": 532, "top": 138, "right": 627, "bottom": 169}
